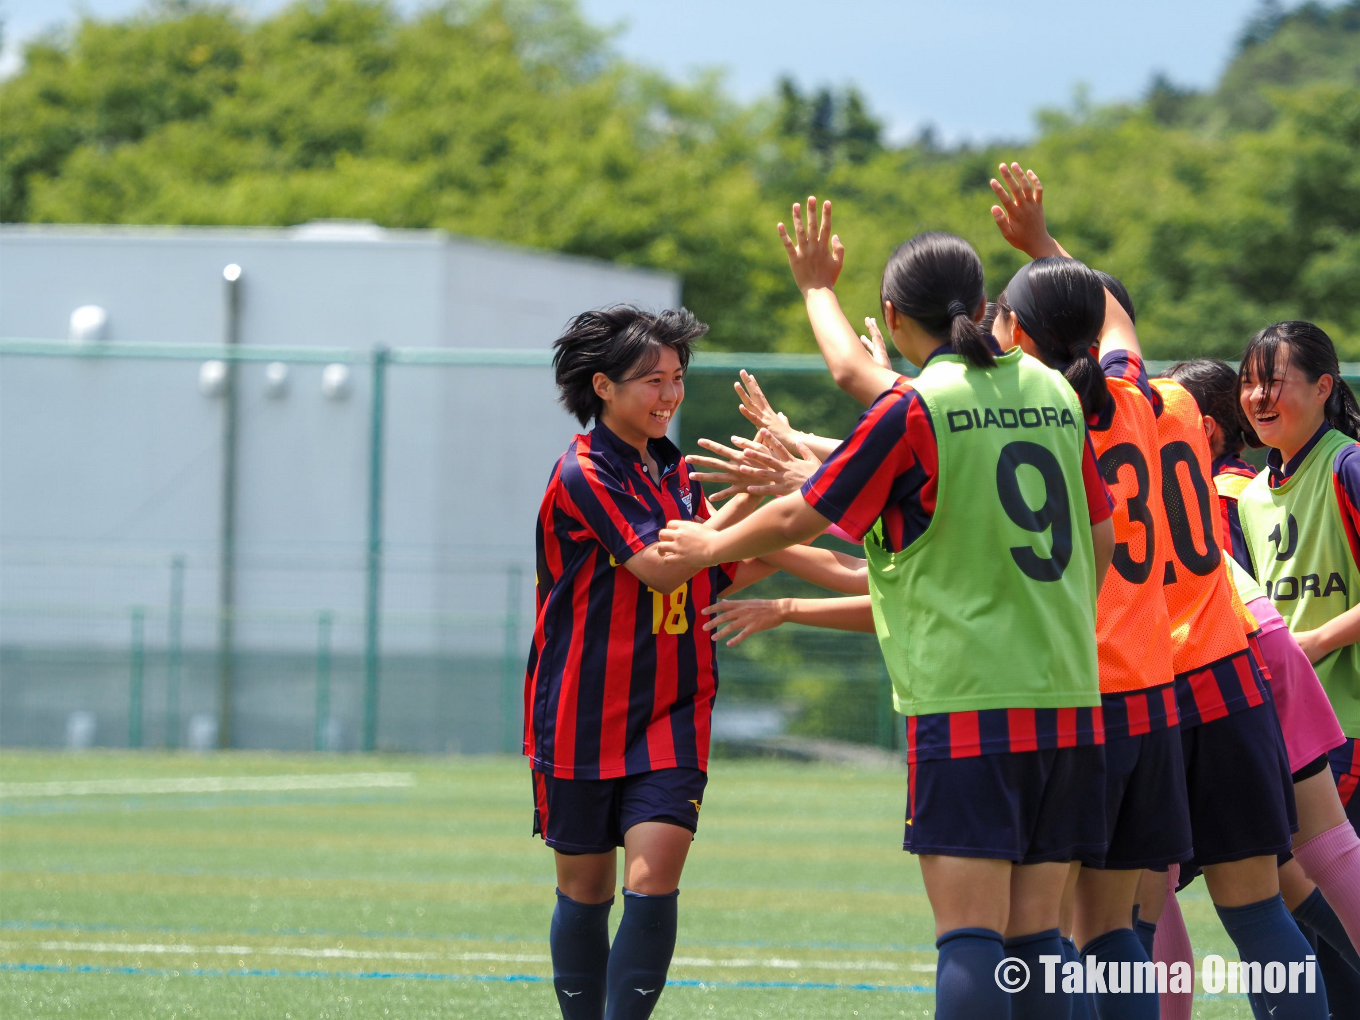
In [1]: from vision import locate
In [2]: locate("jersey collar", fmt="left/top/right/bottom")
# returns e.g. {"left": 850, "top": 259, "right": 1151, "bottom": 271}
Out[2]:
{"left": 922, "top": 334, "right": 1006, "bottom": 369}
{"left": 1267, "top": 422, "right": 1330, "bottom": 488}
{"left": 1212, "top": 452, "right": 1257, "bottom": 479}
{"left": 591, "top": 419, "right": 683, "bottom": 479}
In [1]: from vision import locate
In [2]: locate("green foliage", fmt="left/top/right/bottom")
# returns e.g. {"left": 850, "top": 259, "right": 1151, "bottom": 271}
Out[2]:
{"left": 9, "top": 0, "right": 1360, "bottom": 383}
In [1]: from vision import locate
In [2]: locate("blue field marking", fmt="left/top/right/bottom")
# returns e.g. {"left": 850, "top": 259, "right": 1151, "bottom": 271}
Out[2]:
{"left": 0, "top": 918, "right": 939, "bottom": 955}
{"left": 0, "top": 961, "right": 934, "bottom": 994}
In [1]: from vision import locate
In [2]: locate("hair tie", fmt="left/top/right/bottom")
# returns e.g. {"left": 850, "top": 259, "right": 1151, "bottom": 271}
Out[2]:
{"left": 946, "top": 300, "right": 968, "bottom": 319}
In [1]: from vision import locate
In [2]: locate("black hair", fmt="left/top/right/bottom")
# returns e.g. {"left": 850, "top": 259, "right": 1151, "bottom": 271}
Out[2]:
{"left": 551, "top": 305, "right": 707, "bottom": 426}
{"left": 980, "top": 301, "right": 998, "bottom": 335}
{"left": 880, "top": 231, "right": 992, "bottom": 368}
{"left": 998, "top": 257, "right": 1110, "bottom": 418}
{"left": 1165, "top": 358, "right": 1258, "bottom": 453}
{"left": 1239, "top": 320, "right": 1360, "bottom": 441}
{"left": 1094, "top": 270, "right": 1135, "bottom": 324}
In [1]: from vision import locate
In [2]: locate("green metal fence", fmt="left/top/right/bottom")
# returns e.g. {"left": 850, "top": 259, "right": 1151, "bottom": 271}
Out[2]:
{"left": 5, "top": 338, "right": 1340, "bottom": 756}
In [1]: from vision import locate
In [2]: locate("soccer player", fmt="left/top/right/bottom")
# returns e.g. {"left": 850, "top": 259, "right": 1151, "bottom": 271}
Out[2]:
{"left": 987, "top": 171, "right": 1187, "bottom": 1019}
{"left": 994, "top": 164, "right": 1327, "bottom": 1020}
{"left": 1171, "top": 358, "right": 1360, "bottom": 1005}
{"left": 1235, "top": 322, "right": 1360, "bottom": 967}
{"left": 530, "top": 304, "right": 785, "bottom": 1020}
{"left": 659, "top": 198, "right": 1116, "bottom": 1020}
{"left": 1162, "top": 358, "right": 1258, "bottom": 566}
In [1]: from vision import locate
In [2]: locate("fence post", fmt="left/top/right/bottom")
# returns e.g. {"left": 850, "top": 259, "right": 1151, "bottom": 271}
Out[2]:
{"left": 876, "top": 657, "right": 895, "bottom": 750}
{"left": 166, "top": 554, "right": 185, "bottom": 749}
{"left": 128, "top": 607, "right": 145, "bottom": 748}
{"left": 217, "top": 263, "right": 242, "bottom": 750}
{"left": 315, "top": 610, "right": 333, "bottom": 752}
{"left": 362, "top": 346, "right": 388, "bottom": 752}
{"left": 501, "top": 565, "right": 524, "bottom": 753}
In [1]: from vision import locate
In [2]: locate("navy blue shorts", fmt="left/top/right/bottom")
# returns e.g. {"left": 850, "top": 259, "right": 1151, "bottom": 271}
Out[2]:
{"left": 1085, "top": 725, "right": 1192, "bottom": 871}
{"left": 1180, "top": 701, "right": 1296, "bottom": 867}
{"left": 904, "top": 745, "right": 1107, "bottom": 864}
{"left": 532, "top": 768, "right": 707, "bottom": 855}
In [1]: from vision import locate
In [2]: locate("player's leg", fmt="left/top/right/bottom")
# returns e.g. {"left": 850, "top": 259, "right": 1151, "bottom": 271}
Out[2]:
{"left": 918, "top": 854, "right": 1015, "bottom": 1019}
{"left": 1072, "top": 870, "right": 1154, "bottom": 1019}
{"left": 1076, "top": 726, "right": 1189, "bottom": 1018}
{"left": 1003, "top": 743, "right": 1109, "bottom": 1020}
{"left": 1290, "top": 760, "right": 1360, "bottom": 964}
{"left": 603, "top": 768, "right": 705, "bottom": 1020}
{"left": 1005, "top": 861, "right": 1074, "bottom": 1020}
{"left": 1133, "top": 869, "right": 1166, "bottom": 926}
{"left": 1188, "top": 705, "right": 1329, "bottom": 1019}
{"left": 1058, "top": 864, "right": 1093, "bottom": 1020}
{"left": 909, "top": 751, "right": 1016, "bottom": 1019}
{"left": 1150, "top": 868, "right": 1193, "bottom": 1020}
{"left": 536, "top": 771, "right": 620, "bottom": 1020}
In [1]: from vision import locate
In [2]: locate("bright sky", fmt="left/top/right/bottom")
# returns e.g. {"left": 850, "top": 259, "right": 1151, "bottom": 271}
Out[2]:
{"left": 0, "top": 0, "right": 1283, "bottom": 142}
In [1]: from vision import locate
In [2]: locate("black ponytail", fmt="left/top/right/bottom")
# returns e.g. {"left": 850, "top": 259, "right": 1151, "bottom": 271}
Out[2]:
{"left": 998, "top": 257, "right": 1110, "bottom": 418}
{"left": 880, "top": 231, "right": 992, "bottom": 368}
{"left": 1240, "top": 321, "right": 1360, "bottom": 441}
{"left": 1165, "top": 358, "right": 1257, "bottom": 453}
{"left": 980, "top": 301, "right": 998, "bottom": 335}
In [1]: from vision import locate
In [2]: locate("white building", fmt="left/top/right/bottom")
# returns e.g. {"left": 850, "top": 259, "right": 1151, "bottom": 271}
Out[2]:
{"left": 0, "top": 223, "right": 680, "bottom": 752}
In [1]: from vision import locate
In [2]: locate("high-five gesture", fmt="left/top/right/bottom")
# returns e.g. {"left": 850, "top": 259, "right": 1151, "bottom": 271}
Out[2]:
{"left": 686, "top": 428, "right": 823, "bottom": 500}
{"left": 735, "top": 370, "right": 801, "bottom": 452}
{"left": 778, "top": 197, "right": 845, "bottom": 294}
{"left": 734, "top": 370, "right": 841, "bottom": 460}
{"left": 859, "top": 317, "right": 893, "bottom": 371}
{"left": 989, "top": 163, "right": 1067, "bottom": 260}
{"left": 776, "top": 195, "right": 899, "bottom": 407}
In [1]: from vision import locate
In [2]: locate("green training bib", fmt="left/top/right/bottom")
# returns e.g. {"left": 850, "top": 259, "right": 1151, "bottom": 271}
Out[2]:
{"left": 866, "top": 349, "right": 1101, "bottom": 716}
{"left": 1237, "top": 427, "right": 1360, "bottom": 737}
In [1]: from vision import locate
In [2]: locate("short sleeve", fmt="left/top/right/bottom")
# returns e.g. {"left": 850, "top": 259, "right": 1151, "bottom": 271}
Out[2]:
{"left": 1100, "top": 350, "right": 1158, "bottom": 409}
{"left": 558, "top": 450, "right": 661, "bottom": 563}
{"left": 800, "top": 382, "right": 937, "bottom": 542}
{"left": 1081, "top": 428, "right": 1115, "bottom": 525}
{"left": 1334, "top": 442, "right": 1360, "bottom": 572}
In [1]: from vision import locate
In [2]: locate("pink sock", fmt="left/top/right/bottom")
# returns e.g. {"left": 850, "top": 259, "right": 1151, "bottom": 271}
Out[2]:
{"left": 1153, "top": 865, "right": 1193, "bottom": 1020}
{"left": 1293, "top": 820, "right": 1360, "bottom": 953}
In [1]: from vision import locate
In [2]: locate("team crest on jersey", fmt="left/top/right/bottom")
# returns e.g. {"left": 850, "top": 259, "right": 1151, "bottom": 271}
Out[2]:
{"left": 679, "top": 483, "right": 693, "bottom": 512}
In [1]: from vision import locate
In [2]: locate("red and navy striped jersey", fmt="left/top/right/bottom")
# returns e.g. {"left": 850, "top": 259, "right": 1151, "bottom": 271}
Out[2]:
{"left": 1095, "top": 349, "right": 1162, "bottom": 416}
{"left": 798, "top": 351, "right": 1114, "bottom": 554}
{"left": 1216, "top": 453, "right": 1257, "bottom": 480}
{"left": 801, "top": 347, "right": 1115, "bottom": 761}
{"left": 1213, "top": 453, "right": 1259, "bottom": 567}
{"left": 525, "top": 422, "right": 736, "bottom": 780}
{"left": 1333, "top": 737, "right": 1360, "bottom": 810}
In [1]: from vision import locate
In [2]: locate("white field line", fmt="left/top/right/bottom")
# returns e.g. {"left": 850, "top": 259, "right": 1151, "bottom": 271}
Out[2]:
{"left": 0, "top": 773, "right": 415, "bottom": 798}
{"left": 0, "top": 941, "right": 925, "bottom": 973}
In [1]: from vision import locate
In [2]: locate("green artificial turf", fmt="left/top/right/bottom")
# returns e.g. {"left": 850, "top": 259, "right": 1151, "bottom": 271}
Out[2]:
{"left": 0, "top": 751, "right": 1257, "bottom": 1017}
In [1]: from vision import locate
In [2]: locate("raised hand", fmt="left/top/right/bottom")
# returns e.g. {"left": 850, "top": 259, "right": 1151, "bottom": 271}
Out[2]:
{"left": 778, "top": 196, "right": 845, "bottom": 294}
{"left": 989, "top": 163, "right": 1064, "bottom": 259}
{"left": 686, "top": 436, "right": 762, "bottom": 501}
{"left": 739, "top": 430, "right": 822, "bottom": 495}
{"left": 686, "top": 428, "right": 823, "bottom": 500}
{"left": 735, "top": 370, "right": 802, "bottom": 452}
{"left": 702, "top": 598, "right": 786, "bottom": 647}
{"left": 859, "top": 317, "right": 892, "bottom": 370}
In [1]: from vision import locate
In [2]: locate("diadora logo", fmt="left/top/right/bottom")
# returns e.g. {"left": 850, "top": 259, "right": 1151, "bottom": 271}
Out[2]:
{"left": 1266, "top": 573, "right": 1348, "bottom": 601}
{"left": 947, "top": 405, "right": 1079, "bottom": 433}
{"left": 1270, "top": 515, "right": 1299, "bottom": 561}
